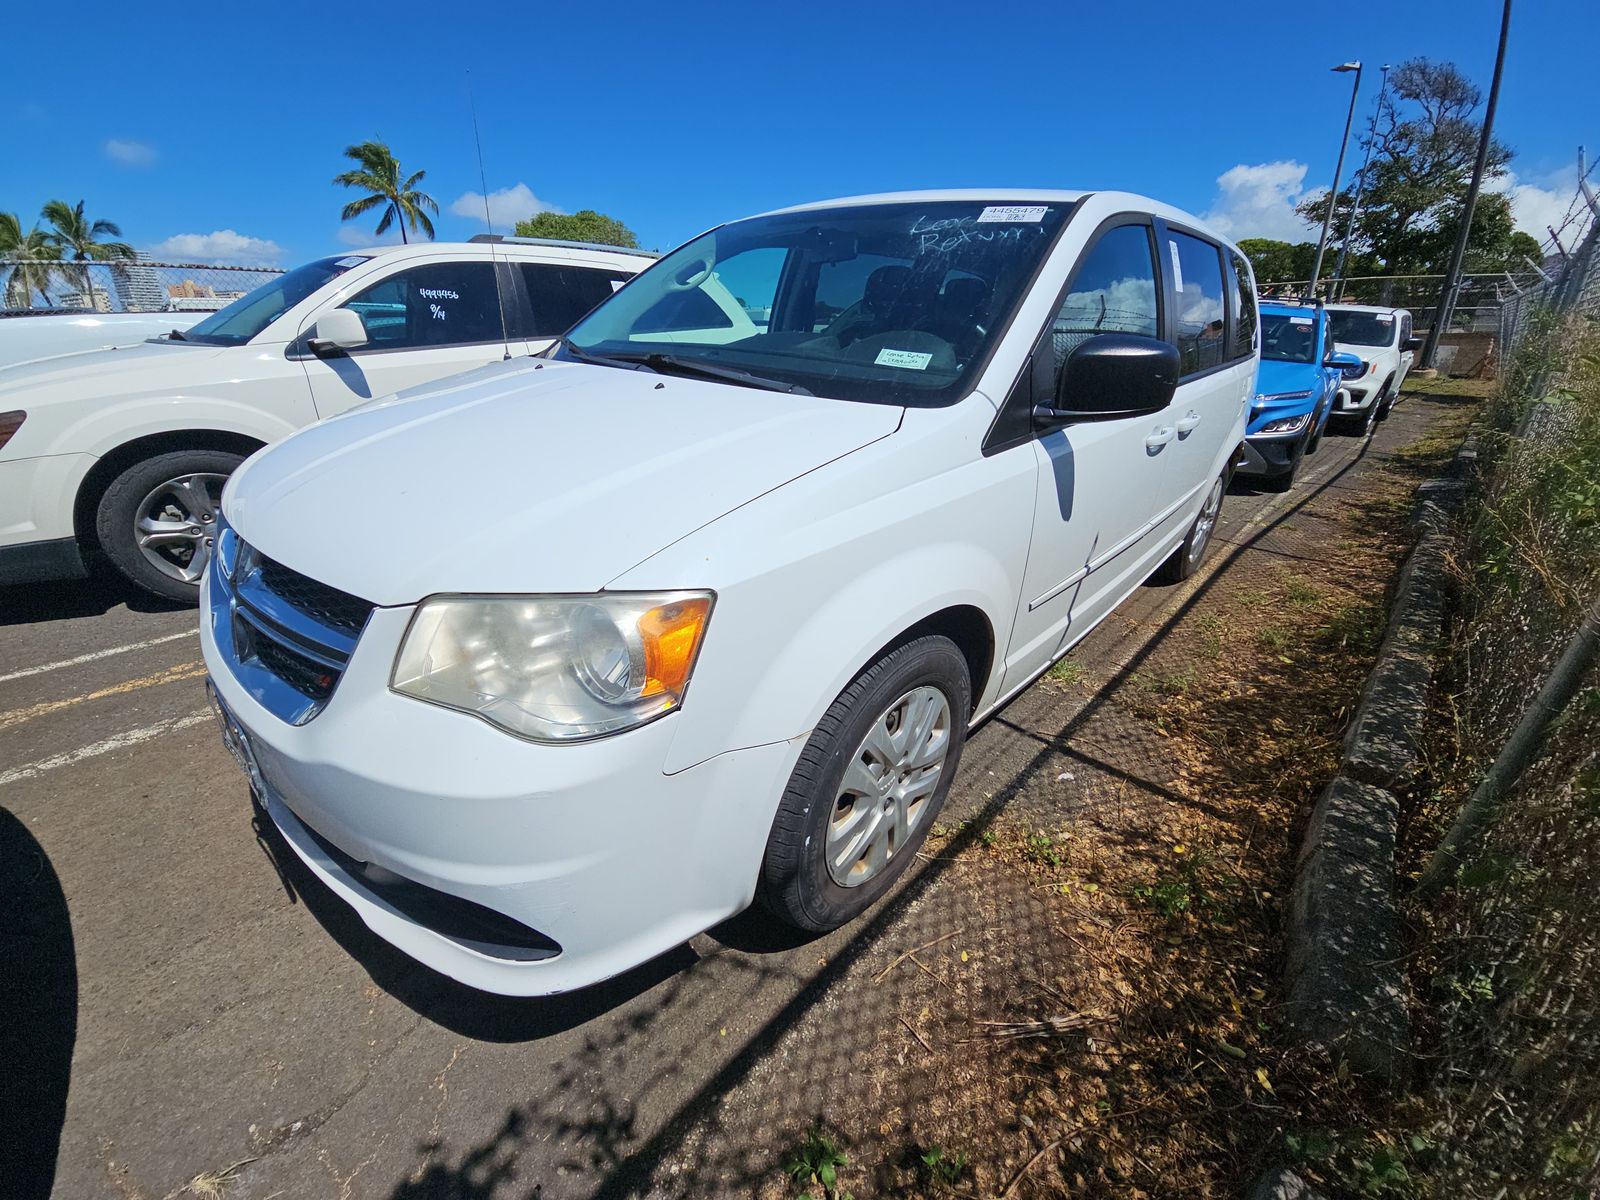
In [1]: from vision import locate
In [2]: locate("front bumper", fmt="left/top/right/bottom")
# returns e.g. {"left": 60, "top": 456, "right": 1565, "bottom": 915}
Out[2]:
{"left": 1236, "top": 436, "right": 1301, "bottom": 477}
{"left": 1337, "top": 382, "right": 1378, "bottom": 411}
{"left": 201, "top": 581, "right": 802, "bottom": 996}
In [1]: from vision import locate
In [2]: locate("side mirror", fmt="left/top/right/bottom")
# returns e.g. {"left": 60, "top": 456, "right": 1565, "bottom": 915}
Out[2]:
{"left": 1325, "top": 350, "right": 1363, "bottom": 370}
{"left": 307, "top": 308, "right": 368, "bottom": 355}
{"left": 1402, "top": 337, "right": 1421, "bottom": 353}
{"left": 1033, "top": 333, "right": 1179, "bottom": 428}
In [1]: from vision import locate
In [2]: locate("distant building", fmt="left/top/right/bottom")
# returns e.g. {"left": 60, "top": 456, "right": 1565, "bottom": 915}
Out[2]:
{"left": 58, "top": 288, "right": 113, "bottom": 313}
{"left": 111, "top": 256, "right": 167, "bottom": 312}
{"left": 166, "top": 295, "right": 231, "bottom": 312}
{"left": 168, "top": 278, "right": 217, "bottom": 299}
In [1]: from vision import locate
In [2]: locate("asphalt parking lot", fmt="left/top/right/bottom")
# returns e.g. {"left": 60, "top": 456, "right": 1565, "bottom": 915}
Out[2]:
{"left": 2, "top": 396, "right": 1447, "bottom": 1200}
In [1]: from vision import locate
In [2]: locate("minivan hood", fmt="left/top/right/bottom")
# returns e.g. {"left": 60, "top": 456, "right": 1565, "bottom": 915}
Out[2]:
{"left": 0, "top": 336, "right": 223, "bottom": 397}
{"left": 224, "top": 359, "right": 903, "bottom": 605}
{"left": 1255, "top": 358, "right": 1318, "bottom": 399}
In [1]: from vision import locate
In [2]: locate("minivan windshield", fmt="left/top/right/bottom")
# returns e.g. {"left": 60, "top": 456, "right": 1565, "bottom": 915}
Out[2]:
{"left": 559, "top": 200, "right": 1075, "bottom": 405}
{"left": 1327, "top": 309, "right": 1396, "bottom": 347}
{"left": 178, "top": 256, "right": 367, "bottom": 346}
{"left": 1261, "top": 311, "right": 1319, "bottom": 364}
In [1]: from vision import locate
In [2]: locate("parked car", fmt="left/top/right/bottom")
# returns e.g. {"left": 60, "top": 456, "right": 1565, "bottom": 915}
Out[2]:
{"left": 1238, "top": 298, "right": 1362, "bottom": 491}
{"left": 0, "top": 237, "right": 654, "bottom": 600}
{"left": 1326, "top": 303, "right": 1418, "bottom": 433}
{"left": 0, "top": 311, "right": 205, "bottom": 371}
{"left": 203, "top": 189, "right": 1261, "bottom": 996}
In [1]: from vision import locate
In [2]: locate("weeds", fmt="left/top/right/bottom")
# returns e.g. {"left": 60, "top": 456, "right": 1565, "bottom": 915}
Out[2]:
{"left": 916, "top": 1143, "right": 971, "bottom": 1188}
{"left": 781, "top": 1127, "right": 853, "bottom": 1200}
{"left": 1047, "top": 656, "right": 1085, "bottom": 687}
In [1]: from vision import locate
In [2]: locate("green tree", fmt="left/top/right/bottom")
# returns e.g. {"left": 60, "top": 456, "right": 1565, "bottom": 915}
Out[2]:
{"left": 333, "top": 140, "right": 438, "bottom": 244}
{"left": 41, "top": 199, "right": 134, "bottom": 310}
{"left": 1237, "top": 238, "right": 1319, "bottom": 284}
{"left": 0, "top": 212, "right": 63, "bottom": 308}
{"left": 512, "top": 209, "right": 639, "bottom": 248}
{"left": 1299, "top": 58, "right": 1514, "bottom": 278}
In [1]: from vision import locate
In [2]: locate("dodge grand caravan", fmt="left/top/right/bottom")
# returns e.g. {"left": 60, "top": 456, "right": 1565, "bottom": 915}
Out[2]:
{"left": 203, "top": 190, "right": 1261, "bottom": 995}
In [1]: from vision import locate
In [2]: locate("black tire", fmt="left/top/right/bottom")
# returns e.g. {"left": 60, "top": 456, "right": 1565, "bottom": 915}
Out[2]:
{"left": 94, "top": 449, "right": 243, "bottom": 604}
{"left": 1152, "top": 469, "right": 1225, "bottom": 584}
{"left": 1305, "top": 408, "right": 1327, "bottom": 455}
{"left": 1341, "top": 398, "right": 1378, "bottom": 438}
{"left": 1375, "top": 376, "right": 1397, "bottom": 421}
{"left": 758, "top": 635, "right": 971, "bottom": 933}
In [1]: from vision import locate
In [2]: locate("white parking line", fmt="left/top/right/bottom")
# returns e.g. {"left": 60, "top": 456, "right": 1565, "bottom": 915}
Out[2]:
{"left": 0, "top": 708, "right": 210, "bottom": 788}
{"left": 0, "top": 628, "right": 198, "bottom": 685}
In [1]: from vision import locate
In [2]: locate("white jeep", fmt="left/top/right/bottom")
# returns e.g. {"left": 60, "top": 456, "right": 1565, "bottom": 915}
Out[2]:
{"left": 1326, "top": 304, "right": 1418, "bottom": 433}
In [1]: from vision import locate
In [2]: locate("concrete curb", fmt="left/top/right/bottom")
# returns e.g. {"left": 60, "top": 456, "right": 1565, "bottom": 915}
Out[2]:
{"left": 1283, "top": 439, "right": 1477, "bottom": 1084}
{"left": 1248, "top": 1167, "right": 1328, "bottom": 1200}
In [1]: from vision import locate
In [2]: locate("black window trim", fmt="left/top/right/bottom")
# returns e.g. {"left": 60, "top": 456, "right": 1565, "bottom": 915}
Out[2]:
{"left": 982, "top": 211, "right": 1162, "bottom": 457}
{"left": 512, "top": 259, "right": 635, "bottom": 340}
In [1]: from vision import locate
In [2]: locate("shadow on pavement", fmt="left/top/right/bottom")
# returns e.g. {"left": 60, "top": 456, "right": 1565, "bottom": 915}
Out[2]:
{"left": 0, "top": 564, "right": 187, "bottom": 627}
{"left": 0, "top": 807, "right": 77, "bottom": 1200}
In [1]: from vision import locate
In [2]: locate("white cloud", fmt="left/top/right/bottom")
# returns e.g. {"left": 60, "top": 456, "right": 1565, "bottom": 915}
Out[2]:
{"left": 1488, "top": 169, "right": 1586, "bottom": 248}
{"left": 448, "top": 182, "right": 560, "bottom": 231}
{"left": 146, "top": 230, "right": 283, "bottom": 267}
{"left": 104, "top": 138, "right": 157, "bottom": 167}
{"left": 1202, "top": 161, "right": 1320, "bottom": 243}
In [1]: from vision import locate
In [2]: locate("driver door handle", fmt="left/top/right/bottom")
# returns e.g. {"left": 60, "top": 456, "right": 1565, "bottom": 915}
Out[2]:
{"left": 1175, "top": 409, "right": 1202, "bottom": 434}
{"left": 1145, "top": 425, "right": 1176, "bottom": 452}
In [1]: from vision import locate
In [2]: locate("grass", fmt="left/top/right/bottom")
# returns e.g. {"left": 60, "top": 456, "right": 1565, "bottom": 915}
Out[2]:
{"left": 1047, "top": 656, "right": 1085, "bottom": 687}
{"left": 781, "top": 1127, "right": 853, "bottom": 1200}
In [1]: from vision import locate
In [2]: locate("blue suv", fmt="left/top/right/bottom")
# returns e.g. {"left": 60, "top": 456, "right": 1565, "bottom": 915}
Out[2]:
{"left": 1238, "top": 299, "right": 1362, "bottom": 491}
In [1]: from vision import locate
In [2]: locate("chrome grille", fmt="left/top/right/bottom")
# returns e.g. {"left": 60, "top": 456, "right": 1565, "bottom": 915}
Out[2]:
{"left": 208, "top": 516, "right": 374, "bottom": 725}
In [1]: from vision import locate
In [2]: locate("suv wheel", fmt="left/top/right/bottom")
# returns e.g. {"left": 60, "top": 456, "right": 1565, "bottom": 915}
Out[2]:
{"left": 758, "top": 635, "right": 971, "bottom": 932}
{"left": 1375, "top": 376, "right": 1398, "bottom": 420}
{"left": 1153, "top": 470, "right": 1225, "bottom": 584}
{"left": 94, "top": 449, "right": 244, "bottom": 604}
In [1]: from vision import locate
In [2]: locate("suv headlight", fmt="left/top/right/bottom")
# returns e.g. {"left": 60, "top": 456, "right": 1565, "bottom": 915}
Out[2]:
{"left": 1257, "top": 413, "right": 1313, "bottom": 435}
{"left": 391, "top": 592, "right": 713, "bottom": 742}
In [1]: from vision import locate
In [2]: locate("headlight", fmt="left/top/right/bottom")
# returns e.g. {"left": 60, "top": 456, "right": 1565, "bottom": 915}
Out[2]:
{"left": 1257, "top": 413, "right": 1313, "bottom": 435}
{"left": 391, "top": 592, "right": 713, "bottom": 742}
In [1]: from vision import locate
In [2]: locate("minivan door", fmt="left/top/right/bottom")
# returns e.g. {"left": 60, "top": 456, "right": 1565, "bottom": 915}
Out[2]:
{"left": 296, "top": 258, "right": 527, "bottom": 418}
{"left": 999, "top": 220, "right": 1178, "bottom": 688}
{"left": 1147, "top": 227, "right": 1251, "bottom": 555}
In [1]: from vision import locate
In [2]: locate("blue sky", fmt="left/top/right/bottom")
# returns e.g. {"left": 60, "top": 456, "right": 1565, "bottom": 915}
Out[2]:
{"left": 3, "top": 0, "right": 1593, "bottom": 267}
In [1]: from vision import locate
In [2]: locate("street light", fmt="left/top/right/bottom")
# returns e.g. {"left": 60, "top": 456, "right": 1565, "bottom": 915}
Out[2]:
{"left": 1331, "top": 64, "right": 1390, "bottom": 301}
{"left": 1308, "top": 61, "right": 1363, "bottom": 294}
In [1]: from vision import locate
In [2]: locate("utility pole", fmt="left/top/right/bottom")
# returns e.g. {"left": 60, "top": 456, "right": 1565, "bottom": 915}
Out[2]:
{"left": 1309, "top": 61, "right": 1363, "bottom": 294}
{"left": 1331, "top": 64, "right": 1390, "bottom": 301}
{"left": 1418, "top": 0, "right": 1513, "bottom": 370}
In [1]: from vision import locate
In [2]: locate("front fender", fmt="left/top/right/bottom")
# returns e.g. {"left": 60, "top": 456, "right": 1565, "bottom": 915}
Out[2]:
{"left": 69, "top": 395, "right": 304, "bottom": 460}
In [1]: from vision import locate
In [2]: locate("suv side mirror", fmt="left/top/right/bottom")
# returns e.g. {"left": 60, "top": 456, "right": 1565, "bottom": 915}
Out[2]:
{"left": 1402, "top": 336, "right": 1421, "bottom": 353}
{"left": 1033, "top": 333, "right": 1178, "bottom": 428}
{"left": 308, "top": 309, "right": 368, "bottom": 356}
{"left": 1325, "top": 350, "right": 1363, "bottom": 370}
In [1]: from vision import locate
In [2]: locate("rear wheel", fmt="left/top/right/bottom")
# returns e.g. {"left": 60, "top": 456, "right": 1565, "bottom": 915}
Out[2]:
{"left": 758, "top": 635, "right": 970, "bottom": 932}
{"left": 1153, "top": 470, "right": 1225, "bottom": 584}
{"left": 94, "top": 449, "right": 243, "bottom": 604}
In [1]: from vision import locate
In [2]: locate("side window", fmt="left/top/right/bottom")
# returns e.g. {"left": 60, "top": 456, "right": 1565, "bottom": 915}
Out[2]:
{"left": 341, "top": 262, "right": 504, "bottom": 350}
{"left": 519, "top": 264, "right": 630, "bottom": 338}
{"left": 1049, "top": 223, "right": 1159, "bottom": 375}
{"left": 1228, "top": 251, "right": 1257, "bottom": 361}
{"left": 1399, "top": 313, "right": 1412, "bottom": 346}
{"left": 1166, "top": 232, "right": 1226, "bottom": 375}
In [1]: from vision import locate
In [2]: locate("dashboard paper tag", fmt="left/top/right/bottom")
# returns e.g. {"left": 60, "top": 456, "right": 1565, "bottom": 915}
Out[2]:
{"left": 875, "top": 348, "right": 933, "bottom": 370}
{"left": 1290, "top": 316, "right": 1313, "bottom": 325}
{"left": 977, "top": 205, "right": 1048, "bottom": 223}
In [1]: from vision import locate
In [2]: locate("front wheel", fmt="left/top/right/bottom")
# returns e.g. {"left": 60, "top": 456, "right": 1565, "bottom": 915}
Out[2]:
{"left": 758, "top": 636, "right": 971, "bottom": 933}
{"left": 1153, "top": 470, "right": 1225, "bottom": 584}
{"left": 1375, "top": 376, "right": 1398, "bottom": 420}
{"left": 94, "top": 449, "right": 244, "bottom": 604}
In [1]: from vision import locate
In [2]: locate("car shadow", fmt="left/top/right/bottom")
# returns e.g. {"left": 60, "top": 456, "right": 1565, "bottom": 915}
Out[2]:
{"left": 0, "top": 807, "right": 77, "bottom": 1200}
{"left": 0, "top": 565, "right": 189, "bottom": 627}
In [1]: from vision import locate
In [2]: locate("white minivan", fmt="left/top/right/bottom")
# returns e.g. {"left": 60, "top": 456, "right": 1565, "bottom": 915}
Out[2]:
{"left": 0, "top": 238, "right": 652, "bottom": 600}
{"left": 203, "top": 191, "right": 1259, "bottom": 995}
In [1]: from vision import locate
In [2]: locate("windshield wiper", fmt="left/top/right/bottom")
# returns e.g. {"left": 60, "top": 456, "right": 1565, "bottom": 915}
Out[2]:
{"left": 167, "top": 328, "right": 187, "bottom": 341}
{"left": 607, "top": 351, "right": 812, "bottom": 395}
{"left": 557, "top": 337, "right": 647, "bottom": 371}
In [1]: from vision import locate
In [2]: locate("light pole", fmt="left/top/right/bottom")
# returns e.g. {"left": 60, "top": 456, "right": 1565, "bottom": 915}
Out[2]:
{"left": 1308, "top": 61, "right": 1363, "bottom": 295}
{"left": 1419, "top": 0, "right": 1513, "bottom": 370}
{"left": 1331, "top": 64, "right": 1390, "bottom": 301}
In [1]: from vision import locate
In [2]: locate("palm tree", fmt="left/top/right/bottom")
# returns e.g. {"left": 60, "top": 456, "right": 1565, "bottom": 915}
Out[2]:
{"left": 333, "top": 141, "right": 438, "bottom": 244}
{"left": 40, "top": 199, "right": 135, "bottom": 311}
{"left": 0, "top": 211, "right": 64, "bottom": 309}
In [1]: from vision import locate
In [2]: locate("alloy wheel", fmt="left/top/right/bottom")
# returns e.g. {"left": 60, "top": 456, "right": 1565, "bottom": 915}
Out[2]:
{"left": 133, "top": 472, "right": 226, "bottom": 584}
{"left": 1187, "top": 476, "right": 1224, "bottom": 569}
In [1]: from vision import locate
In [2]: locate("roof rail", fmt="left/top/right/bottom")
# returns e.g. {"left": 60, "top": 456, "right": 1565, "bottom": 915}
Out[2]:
{"left": 468, "top": 234, "right": 658, "bottom": 259}
{"left": 1256, "top": 292, "right": 1325, "bottom": 308}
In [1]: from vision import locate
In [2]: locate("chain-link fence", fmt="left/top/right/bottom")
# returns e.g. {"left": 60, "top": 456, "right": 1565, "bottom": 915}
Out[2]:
{"left": 1498, "top": 217, "right": 1600, "bottom": 358}
{"left": 1260, "top": 271, "right": 1543, "bottom": 337}
{"left": 0, "top": 258, "right": 283, "bottom": 316}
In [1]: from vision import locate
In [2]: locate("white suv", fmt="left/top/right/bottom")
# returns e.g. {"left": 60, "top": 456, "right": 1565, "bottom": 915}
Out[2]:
{"left": 203, "top": 190, "right": 1259, "bottom": 995}
{"left": 1326, "top": 304, "right": 1417, "bottom": 434}
{"left": 0, "top": 238, "right": 653, "bottom": 600}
